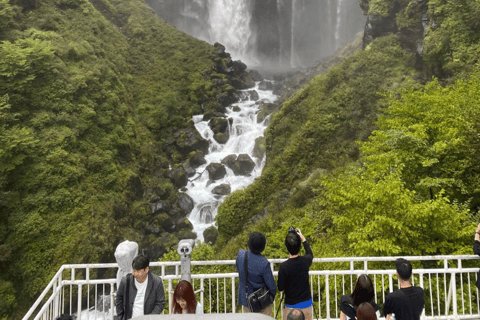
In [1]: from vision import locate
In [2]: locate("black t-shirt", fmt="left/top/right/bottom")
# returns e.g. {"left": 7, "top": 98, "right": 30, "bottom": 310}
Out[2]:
{"left": 383, "top": 286, "right": 424, "bottom": 320}
{"left": 277, "top": 241, "right": 313, "bottom": 305}
{"left": 340, "top": 294, "right": 380, "bottom": 319}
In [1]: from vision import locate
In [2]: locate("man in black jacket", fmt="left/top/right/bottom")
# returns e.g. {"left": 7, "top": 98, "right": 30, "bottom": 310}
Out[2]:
{"left": 115, "top": 255, "right": 165, "bottom": 320}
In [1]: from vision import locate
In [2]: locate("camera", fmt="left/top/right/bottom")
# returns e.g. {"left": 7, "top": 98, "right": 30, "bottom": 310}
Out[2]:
{"left": 288, "top": 226, "right": 296, "bottom": 234}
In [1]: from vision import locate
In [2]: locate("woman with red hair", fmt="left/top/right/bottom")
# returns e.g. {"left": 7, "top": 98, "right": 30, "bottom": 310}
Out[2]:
{"left": 172, "top": 280, "right": 203, "bottom": 314}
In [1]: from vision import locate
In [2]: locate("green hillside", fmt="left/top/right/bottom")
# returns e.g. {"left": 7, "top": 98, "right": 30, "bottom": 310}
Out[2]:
{"left": 213, "top": 0, "right": 480, "bottom": 259}
{"left": 0, "top": 0, "right": 252, "bottom": 317}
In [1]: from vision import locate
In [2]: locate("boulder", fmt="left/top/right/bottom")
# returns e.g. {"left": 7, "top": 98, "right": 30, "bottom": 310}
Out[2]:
{"left": 154, "top": 213, "right": 175, "bottom": 232}
{"left": 188, "top": 150, "right": 207, "bottom": 167}
{"left": 169, "top": 166, "right": 188, "bottom": 188}
{"left": 206, "top": 163, "right": 227, "bottom": 180}
{"left": 247, "top": 90, "right": 260, "bottom": 101}
{"left": 174, "top": 217, "right": 193, "bottom": 232}
{"left": 209, "top": 117, "right": 230, "bottom": 144}
{"left": 221, "top": 154, "right": 255, "bottom": 176}
{"left": 150, "top": 200, "right": 170, "bottom": 215}
{"left": 177, "top": 193, "right": 195, "bottom": 214}
{"left": 249, "top": 69, "right": 264, "bottom": 82}
{"left": 211, "top": 184, "right": 231, "bottom": 196}
{"left": 144, "top": 225, "right": 161, "bottom": 235}
{"left": 232, "top": 105, "right": 241, "bottom": 112}
{"left": 253, "top": 137, "right": 266, "bottom": 160}
{"left": 173, "top": 128, "right": 209, "bottom": 156}
{"left": 203, "top": 226, "right": 219, "bottom": 245}
{"left": 258, "top": 80, "right": 274, "bottom": 91}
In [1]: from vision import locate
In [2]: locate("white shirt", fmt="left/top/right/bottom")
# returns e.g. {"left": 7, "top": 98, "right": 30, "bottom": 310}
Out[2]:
{"left": 182, "top": 302, "right": 204, "bottom": 314}
{"left": 131, "top": 277, "right": 148, "bottom": 319}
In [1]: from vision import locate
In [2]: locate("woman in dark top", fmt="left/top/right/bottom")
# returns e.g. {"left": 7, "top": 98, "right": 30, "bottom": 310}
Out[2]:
{"left": 277, "top": 228, "right": 314, "bottom": 320}
{"left": 236, "top": 232, "right": 276, "bottom": 316}
{"left": 339, "top": 274, "right": 380, "bottom": 320}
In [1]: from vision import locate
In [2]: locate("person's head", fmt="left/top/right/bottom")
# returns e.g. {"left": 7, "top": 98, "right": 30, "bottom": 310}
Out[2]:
{"left": 55, "top": 315, "right": 73, "bottom": 320}
{"left": 286, "top": 308, "right": 305, "bottom": 320}
{"left": 285, "top": 231, "right": 301, "bottom": 256}
{"left": 132, "top": 255, "right": 149, "bottom": 283}
{"left": 172, "top": 280, "right": 197, "bottom": 314}
{"left": 395, "top": 258, "right": 412, "bottom": 281}
{"left": 352, "top": 274, "right": 374, "bottom": 306}
{"left": 356, "top": 302, "right": 377, "bottom": 320}
{"left": 248, "top": 232, "right": 266, "bottom": 254}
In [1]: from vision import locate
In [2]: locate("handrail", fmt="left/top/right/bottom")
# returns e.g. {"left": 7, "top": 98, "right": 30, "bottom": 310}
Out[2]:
{"left": 23, "top": 254, "right": 480, "bottom": 320}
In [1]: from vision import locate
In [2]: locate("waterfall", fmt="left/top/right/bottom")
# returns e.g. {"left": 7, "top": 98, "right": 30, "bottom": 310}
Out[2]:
{"left": 207, "top": 0, "right": 256, "bottom": 66}
{"left": 185, "top": 84, "right": 278, "bottom": 240}
{"left": 335, "top": 0, "right": 345, "bottom": 48}
{"left": 149, "top": 0, "right": 365, "bottom": 68}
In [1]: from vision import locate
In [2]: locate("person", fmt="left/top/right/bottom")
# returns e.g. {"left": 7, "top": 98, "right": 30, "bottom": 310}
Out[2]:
{"left": 115, "top": 254, "right": 166, "bottom": 320}
{"left": 172, "top": 280, "right": 204, "bottom": 314}
{"left": 55, "top": 315, "right": 72, "bottom": 320}
{"left": 236, "top": 231, "right": 276, "bottom": 316}
{"left": 383, "top": 258, "right": 424, "bottom": 320}
{"left": 277, "top": 227, "right": 314, "bottom": 320}
{"left": 357, "top": 302, "right": 378, "bottom": 320}
{"left": 287, "top": 308, "right": 305, "bottom": 320}
{"left": 339, "top": 274, "right": 380, "bottom": 320}
{"left": 474, "top": 223, "right": 480, "bottom": 290}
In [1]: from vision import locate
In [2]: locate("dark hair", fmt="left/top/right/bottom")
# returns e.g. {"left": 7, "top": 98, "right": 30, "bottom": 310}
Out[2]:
{"left": 352, "top": 274, "right": 374, "bottom": 306}
{"left": 357, "top": 302, "right": 377, "bottom": 320}
{"left": 55, "top": 315, "right": 73, "bottom": 320}
{"left": 286, "top": 308, "right": 305, "bottom": 320}
{"left": 172, "top": 280, "right": 198, "bottom": 314}
{"left": 248, "top": 232, "right": 266, "bottom": 254}
{"left": 285, "top": 232, "right": 301, "bottom": 255}
{"left": 395, "top": 258, "right": 412, "bottom": 280}
{"left": 132, "top": 255, "right": 149, "bottom": 270}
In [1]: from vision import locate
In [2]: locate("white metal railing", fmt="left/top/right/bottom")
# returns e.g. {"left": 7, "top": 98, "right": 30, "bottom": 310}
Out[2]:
{"left": 23, "top": 255, "right": 480, "bottom": 320}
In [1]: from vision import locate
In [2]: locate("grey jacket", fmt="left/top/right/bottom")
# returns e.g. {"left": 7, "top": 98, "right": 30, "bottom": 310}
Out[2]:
{"left": 115, "top": 271, "right": 165, "bottom": 320}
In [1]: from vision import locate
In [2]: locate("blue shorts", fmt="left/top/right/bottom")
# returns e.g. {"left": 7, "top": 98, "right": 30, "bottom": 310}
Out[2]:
{"left": 285, "top": 298, "right": 313, "bottom": 309}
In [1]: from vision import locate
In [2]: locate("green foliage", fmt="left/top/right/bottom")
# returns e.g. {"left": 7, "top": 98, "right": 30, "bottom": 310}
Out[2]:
{"left": 216, "top": 35, "right": 420, "bottom": 243}
{"left": 320, "top": 167, "right": 472, "bottom": 256}
{"left": 424, "top": 0, "right": 480, "bottom": 77}
{"left": 368, "top": 0, "right": 394, "bottom": 17}
{"left": 361, "top": 70, "right": 480, "bottom": 203}
{"left": 0, "top": 280, "right": 16, "bottom": 319}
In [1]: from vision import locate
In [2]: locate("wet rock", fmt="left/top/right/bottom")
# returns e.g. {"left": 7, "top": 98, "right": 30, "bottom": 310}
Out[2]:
{"left": 221, "top": 154, "right": 255, "bottom": 176}
{"left": 253, "top": 137, "right": 266, "bottom": 160}
{"left": 203, "top": 226, "right": 219, "bottom": 245}
{"left": 258, "top": 80, "right": 274, "bottom": 91}
{"left": 249, "top": 69, "right": 263, "bottom": 82}
{"left": 169, "top": 166, "right": 188, "bottom": 188}
{"left": 256, "top": 102, "right": 278, "bottom": 123}
{"left": 188, "top": 150, "right": 207, "bottom": 168}
{"left": 177, "top": 193, "right": 194, "bottom": 214}
{"left": 209, "top": 117, "right": 230, "bottom": 144}
{"left": 211, "top": 184, "right": 231, "bottom": 195}
{"left": 247, "top": 90, "right": 260, "bottom": 101}
{"left": 206, "top": 163, "right": 227, "bottom": 180}
{"left": 174, "top": 217, "right": 193, "bottom": 232}
{"left": 202, "top": 111, "right": 225, "bottom": 122}
{"left": 198, "top": 204, "right": 215, "bottom": 224}
{"left": 172, "top": 128, "right": 209, "bottom": 156}
{"left": 232, "top": 105, "right": 241, "bottom": 112}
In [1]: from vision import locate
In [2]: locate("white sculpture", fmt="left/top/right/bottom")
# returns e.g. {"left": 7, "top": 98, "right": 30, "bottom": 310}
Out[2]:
{"left": 114, "top": 240, "right": 138, "bottom": 288}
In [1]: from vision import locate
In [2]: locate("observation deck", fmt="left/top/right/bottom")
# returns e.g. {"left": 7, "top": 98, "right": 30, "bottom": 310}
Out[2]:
{"left": 24, "top": 255, "right": 480, "bottom": 320}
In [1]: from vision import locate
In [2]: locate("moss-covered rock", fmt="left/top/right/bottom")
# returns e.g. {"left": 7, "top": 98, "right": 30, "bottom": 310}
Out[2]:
{"left": 203, "top": 226, "right": 219, "bottom": 245}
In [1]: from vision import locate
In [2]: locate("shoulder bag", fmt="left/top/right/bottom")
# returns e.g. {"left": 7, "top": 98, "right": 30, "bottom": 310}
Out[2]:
{"left": 244, "top": 250, "right": 275, "bottom": 312}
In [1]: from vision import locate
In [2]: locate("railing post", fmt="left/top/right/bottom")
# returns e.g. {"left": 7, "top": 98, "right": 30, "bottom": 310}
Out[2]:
{"left": 231, "top": 277, "right": 235, "bottom": 313}
{"left": 53, "top": 277, "right": 58, "bottom": 320}
{"left": 110, "top": 283, "right": 115, "bottom": 320}
{"left": 325, "top": 275, "right": 330, "bottom": 320}
{"left": 168, "top": 279, "right": 173, "bottom": 314}
{"left": 77, "top": 284, "right": 82, "bottom": 320}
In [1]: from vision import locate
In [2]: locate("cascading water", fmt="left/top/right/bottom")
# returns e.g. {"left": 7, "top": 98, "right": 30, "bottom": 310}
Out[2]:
{"left": 147, "top": 0, "right": 365, "bottom": 68}
{"left": 185, "top": 84, "right": 278, "bottom": 240}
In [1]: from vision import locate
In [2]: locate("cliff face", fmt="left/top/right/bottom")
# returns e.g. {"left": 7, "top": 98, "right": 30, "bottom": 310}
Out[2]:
{"left": 360, "top": 0, "right": 428, "bottom": 69}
